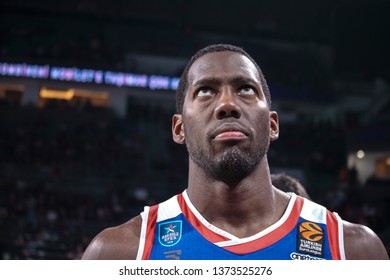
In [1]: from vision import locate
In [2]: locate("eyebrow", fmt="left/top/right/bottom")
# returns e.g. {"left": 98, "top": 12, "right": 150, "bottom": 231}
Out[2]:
{"left": 192, "top": 77, "right": 221, "bottom": 88}
{"left": 192, "top": 76, "right": 259, "bottom": 88}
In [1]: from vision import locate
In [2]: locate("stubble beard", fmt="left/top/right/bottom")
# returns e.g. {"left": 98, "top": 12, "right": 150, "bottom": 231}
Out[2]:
{"left": 187, "top": 140, "right": 269, "bottom": 186}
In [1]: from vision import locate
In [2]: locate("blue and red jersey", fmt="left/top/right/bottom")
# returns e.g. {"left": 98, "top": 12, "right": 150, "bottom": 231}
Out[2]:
{"left": 136, "top": 191, "right": 345, "bottom": 260}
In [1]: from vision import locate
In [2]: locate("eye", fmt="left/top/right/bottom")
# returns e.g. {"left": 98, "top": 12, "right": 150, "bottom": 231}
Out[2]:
{"left": 196, "top": 87, "right": 214, "bottom": 97}
{"left": 239, "top": 86, "right": 256, "bottom": 95}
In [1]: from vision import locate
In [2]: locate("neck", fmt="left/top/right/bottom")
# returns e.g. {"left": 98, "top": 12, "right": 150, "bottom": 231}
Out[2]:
{"left": 186, "top": 157, "right": 288, "bottom": 237}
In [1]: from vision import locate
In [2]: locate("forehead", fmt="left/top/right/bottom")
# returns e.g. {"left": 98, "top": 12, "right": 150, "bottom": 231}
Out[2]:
{"left": 188, "top": 51, "right": 260, "bottom": 84}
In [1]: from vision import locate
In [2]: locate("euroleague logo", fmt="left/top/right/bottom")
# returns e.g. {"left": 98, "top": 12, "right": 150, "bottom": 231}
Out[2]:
{"left": 296, "top": 222, "right": 324, "bottom": 257}
{"left": 299, "top": 222, "right": 324, "bottom": 242}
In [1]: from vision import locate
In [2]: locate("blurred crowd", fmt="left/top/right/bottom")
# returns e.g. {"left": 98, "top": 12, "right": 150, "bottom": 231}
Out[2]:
{"left": 0, "top": 100, "right": 389, "bottom": 259}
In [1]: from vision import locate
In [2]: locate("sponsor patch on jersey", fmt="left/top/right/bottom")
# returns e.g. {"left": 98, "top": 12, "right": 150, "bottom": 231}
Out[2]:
{"left": 296, "top": 221, "right": 324, "bottom": 258}
{"left": 163, "top": 250, "right": 182, "bottom": 260}
{"left": 158, "top": 220, "right": 182, "bottom": 247}
{"left": 290, "top": 252, "right": 324, "bottom": 260}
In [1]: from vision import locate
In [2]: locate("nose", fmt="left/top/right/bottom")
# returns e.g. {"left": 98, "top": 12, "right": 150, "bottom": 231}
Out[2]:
{"left": 214, "top": 88, "right": 242, "bottom": 119}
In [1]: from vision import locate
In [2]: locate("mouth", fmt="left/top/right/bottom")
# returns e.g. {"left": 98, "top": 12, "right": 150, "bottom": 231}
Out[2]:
{"left": 211, "top": 124, "right": 249, "bottom": 141}
{"left": 214, "top": 131, "right": 247, "bottom": 140}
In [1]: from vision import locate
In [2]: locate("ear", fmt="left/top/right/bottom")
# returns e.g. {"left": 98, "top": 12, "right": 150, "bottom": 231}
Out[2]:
{"left": 172, "top": 114, "right": 185, "bottom": 144}
{"left": 269, "top": 111, "right": 279, "bottom": 141}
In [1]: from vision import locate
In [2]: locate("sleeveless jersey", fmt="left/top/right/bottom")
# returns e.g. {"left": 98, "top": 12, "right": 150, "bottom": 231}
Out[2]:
{"left": 136, "top": 190, "right": 345, "bottom": 260}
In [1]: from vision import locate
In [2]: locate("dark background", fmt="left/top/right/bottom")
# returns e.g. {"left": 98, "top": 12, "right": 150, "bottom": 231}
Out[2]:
{"left": 0, "top": 0, "right": 389, "bottom": 259}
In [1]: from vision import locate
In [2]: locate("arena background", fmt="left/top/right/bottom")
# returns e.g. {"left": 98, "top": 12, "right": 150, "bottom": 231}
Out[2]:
{"left": 0, "top": 0, "right": 389, "bottom": 259}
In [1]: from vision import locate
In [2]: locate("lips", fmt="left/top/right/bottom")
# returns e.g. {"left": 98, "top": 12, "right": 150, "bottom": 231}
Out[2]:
{"left": 211, "top": 124, "right": 249, "bottom": 141}
{"left": 214, "top": 131, "right": 246, "bottom": 140}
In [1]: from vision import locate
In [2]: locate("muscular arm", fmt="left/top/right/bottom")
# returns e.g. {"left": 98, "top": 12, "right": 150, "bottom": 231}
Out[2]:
{"left": 82, "top": 216, "right": 142, "bottom": 260}
{"left": 343, "top": 220, "right": 389, "bottom": 260}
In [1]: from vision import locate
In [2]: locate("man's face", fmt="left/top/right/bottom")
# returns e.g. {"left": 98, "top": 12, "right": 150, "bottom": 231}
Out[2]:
{"left": 173, "top": 51, "right": 278, "bottom": 184}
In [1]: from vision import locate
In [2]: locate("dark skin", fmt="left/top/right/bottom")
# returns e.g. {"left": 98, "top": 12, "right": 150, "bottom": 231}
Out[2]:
{"left": 82, "top": 51, "right": 389, "bottom": 260}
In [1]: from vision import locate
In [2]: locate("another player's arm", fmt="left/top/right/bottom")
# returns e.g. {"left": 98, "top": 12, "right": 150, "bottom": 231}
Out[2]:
{"left": 82, "top": 216, "right": 142, "bottom": 260}
{"left": 343, "top": 220, "right": 389, "bottom": 260}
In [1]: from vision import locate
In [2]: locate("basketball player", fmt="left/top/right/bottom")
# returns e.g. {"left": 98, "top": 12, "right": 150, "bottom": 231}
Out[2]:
{"left": 271, "top": 173, "right": 311, "bottom": 200}
{"left": 82, "top": 44, "right": 388, "bottom": 260}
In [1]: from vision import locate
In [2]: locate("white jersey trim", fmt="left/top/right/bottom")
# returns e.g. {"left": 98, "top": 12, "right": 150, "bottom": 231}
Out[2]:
{"left": 156, "top": 195, "right": 182, "bottom": 222}
{"left": 334, "top": 212, "right": 346, "bottom": 260}
{"left": 136, "top": 206, "right": 149, "bottom": 260}
{"left": 216, "top": 194, "right": 298, "bottom": 247}
{"left": 299, "top": 197, "right": 327, "bottom": 224}
{"left": 183, "top": 190, "right": 298, "bottom": 246}
{"left": 182, "top": 190, "right": 239, "bottom": 241}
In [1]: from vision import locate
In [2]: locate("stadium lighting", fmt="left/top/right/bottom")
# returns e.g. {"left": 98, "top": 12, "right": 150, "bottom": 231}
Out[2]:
{"left": 356, "top": 150, "right": 365, "bottom": 159}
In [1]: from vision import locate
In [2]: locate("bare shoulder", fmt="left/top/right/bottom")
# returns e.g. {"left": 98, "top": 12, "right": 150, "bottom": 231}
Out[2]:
{"left": 343, "top": 220, "right": 389, "bottom": 259}
{"left": 82, "top": 215, "right": 142, "bottom": 260}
